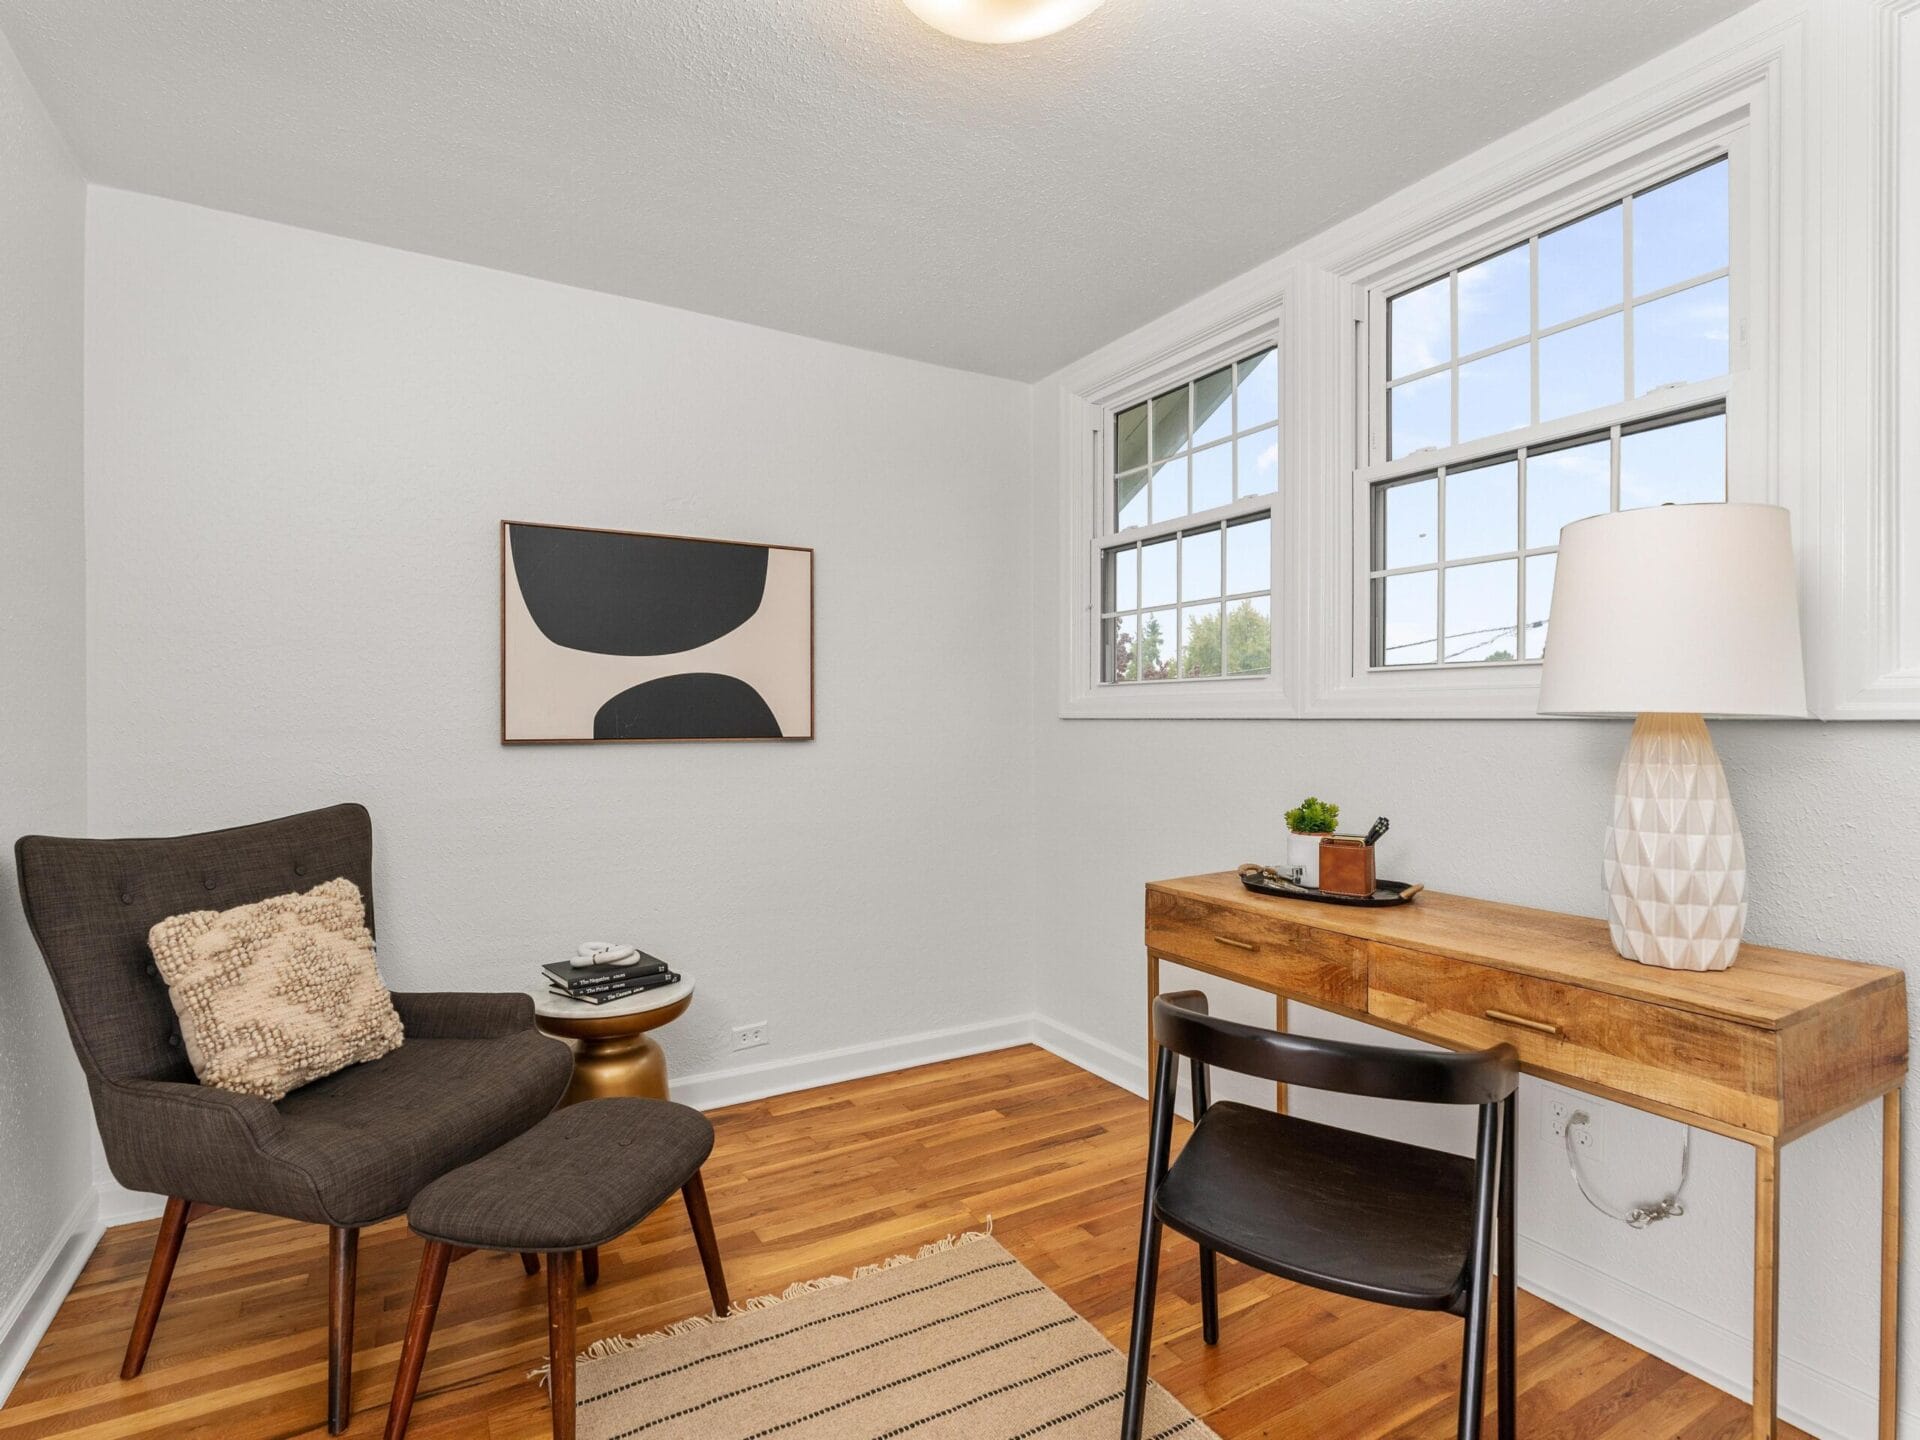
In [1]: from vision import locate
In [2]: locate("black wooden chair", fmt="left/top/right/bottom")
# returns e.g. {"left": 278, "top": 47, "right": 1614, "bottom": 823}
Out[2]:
{"left": 1121, "top": 991, "right": 1519, "bottom": 1440}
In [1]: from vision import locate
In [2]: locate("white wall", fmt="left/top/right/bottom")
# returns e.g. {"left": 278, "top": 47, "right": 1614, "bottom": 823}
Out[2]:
{"left": 82, "top": 188, "right": 1036, "bottom": 1109}
{"left": 0, "top": 21, "right": 91, "bottom": 1399}
{"left": 1025, "top": 2, "right": 1920, "bottom": 1437}
{"left": 32, "top": 5, "right": 1920, "bottom": 1438}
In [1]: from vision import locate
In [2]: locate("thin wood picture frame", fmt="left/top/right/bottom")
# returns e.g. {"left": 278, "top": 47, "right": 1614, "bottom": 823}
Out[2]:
{"left": 500, "top": 519, "right": 815, "bottom": 744}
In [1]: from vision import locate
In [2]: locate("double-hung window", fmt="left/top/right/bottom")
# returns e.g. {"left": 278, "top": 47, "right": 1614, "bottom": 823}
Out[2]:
{"left": 1358, "top": 153, "right": 1740, "bottom": 675}
{"left": 1062, "top": 51, "right": 1779, "bottom": 720}
{"left": 1099, "top": 346, "right": 1279, "bottom": 685}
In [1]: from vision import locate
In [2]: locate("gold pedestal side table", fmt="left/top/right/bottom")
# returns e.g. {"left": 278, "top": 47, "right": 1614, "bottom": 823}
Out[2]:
{"left": 531, "top": 977, "right": 694, "bottom": 1106}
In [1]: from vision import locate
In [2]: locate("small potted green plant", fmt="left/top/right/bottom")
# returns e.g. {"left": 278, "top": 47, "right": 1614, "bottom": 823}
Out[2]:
{"left": 1285, "top": 796, "right": 1340, "bottom": 888}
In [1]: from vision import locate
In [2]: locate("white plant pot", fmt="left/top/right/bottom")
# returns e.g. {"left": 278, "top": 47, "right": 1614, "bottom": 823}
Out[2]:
{"left": 1288, "top": 831, "right": 1324, "bottom": 889}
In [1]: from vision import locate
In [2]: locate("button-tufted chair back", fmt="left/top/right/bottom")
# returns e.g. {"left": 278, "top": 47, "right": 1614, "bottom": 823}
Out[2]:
{"left": 15, "top": 803, "right": 376, "bottom": 1086}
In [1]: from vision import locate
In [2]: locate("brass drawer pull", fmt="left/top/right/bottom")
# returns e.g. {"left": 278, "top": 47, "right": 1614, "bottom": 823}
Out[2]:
{"left": 1213, "top": 935, "right": 1256, "bottom": 951}
{"left": 1486, "top": 1009, "right": 1560, "bottom": 1037}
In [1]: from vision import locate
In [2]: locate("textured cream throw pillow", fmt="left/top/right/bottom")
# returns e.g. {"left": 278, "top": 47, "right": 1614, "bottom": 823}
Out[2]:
{"left": 148, "top": 878, "right": 404, "bottom": 1101}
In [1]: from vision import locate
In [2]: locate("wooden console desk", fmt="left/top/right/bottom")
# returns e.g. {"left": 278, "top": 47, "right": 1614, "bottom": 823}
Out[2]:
{"left": 1145, "top": 872, "right": 1908, "bottom": 1440}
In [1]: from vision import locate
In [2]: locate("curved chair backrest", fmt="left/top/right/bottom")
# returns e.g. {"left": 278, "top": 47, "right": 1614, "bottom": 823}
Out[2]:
{"left": 14, "top": 803, "right": 375, "bottom": 1087}
{"left": 1153, "top": 990, "right": 1517, "bottom": 1107}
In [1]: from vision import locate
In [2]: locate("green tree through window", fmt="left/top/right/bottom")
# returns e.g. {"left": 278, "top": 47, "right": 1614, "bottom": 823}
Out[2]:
{"left": 1180, "top": 601, "right": 1271, "bottom": 677}
{"left": 1138, "top": 614, "right": 1173, "bottom": 680}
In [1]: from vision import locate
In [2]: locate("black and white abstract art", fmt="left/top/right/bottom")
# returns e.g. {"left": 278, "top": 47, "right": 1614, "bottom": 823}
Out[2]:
{"left": 501, "top": 521, "right": 814, "bottom": 742}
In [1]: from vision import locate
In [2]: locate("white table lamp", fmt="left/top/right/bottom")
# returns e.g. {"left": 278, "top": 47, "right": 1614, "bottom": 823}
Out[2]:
{"left": 1538, "top": 503, "right": 1806, "bottom": 970}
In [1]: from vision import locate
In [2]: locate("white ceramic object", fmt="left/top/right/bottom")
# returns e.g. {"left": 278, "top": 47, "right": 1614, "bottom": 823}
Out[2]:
{"left": 1539, "top": 504, "right": 1805, "bottom": 970}
{"left": 576, "top": 941, "right": 640, "bottom": 967}
{"left": 1602, "top": 713, "right": 1747, "bottom": 970}
{"left": 1287, "top": 831, "right": 1323, "bottom": 889}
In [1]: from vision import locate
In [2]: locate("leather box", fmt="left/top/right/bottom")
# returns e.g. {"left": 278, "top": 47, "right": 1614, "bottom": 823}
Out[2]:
{"left": 1317, "top": 836, "right": 1376, "bottom": 897}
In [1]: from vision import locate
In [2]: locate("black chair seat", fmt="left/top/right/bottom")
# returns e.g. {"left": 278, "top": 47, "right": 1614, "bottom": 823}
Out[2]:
{"left": 1155, "top": 1100, "right": 1477, "bottom": 1312}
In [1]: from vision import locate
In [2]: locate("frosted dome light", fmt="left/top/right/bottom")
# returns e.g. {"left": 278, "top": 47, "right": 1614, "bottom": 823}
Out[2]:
{"left": 901, "top": 0, "right": 1107, "bottom": 44}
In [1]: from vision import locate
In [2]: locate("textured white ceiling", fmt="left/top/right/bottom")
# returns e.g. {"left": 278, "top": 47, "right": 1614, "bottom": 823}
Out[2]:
{"left": 0, "top": 0, "right": 1753, "bottom": 379}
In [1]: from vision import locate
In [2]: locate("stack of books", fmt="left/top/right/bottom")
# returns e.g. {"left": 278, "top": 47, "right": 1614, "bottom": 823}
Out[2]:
{"left": 542, "top": 948, "right": 681, "bottom": 1006}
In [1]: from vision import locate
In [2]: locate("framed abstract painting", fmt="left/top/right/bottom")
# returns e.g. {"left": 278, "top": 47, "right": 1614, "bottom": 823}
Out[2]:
{"left": 501, "top": 521, "right": 814, "bottom": 743}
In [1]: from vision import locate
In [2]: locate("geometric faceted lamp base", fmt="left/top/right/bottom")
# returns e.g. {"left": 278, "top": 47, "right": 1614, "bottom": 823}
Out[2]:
{"left": 1602, "top": 712, "right": 1747, "bottom": 970}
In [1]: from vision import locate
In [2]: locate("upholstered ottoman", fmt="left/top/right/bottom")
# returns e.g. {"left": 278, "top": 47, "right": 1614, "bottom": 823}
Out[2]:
{"left": 383, "top": 1097, "right": 729, "bottom": 1440}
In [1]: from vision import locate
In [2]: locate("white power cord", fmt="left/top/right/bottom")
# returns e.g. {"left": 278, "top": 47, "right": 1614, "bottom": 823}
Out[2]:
{"left": 1564, "top": 1111, "right": 1691, "bottom": 1229}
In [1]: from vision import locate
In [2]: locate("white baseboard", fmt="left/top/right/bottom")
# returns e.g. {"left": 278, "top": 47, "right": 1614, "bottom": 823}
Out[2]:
{"left": 7, "top": 1019, "right": 1906, "bottom": 1440}
{"left": 87, "top": 1016, "right": 1046, "bottom": 1230}
{"left": 1518, "top": 1235, "right": 1907, "bottom": 1440}
{"left": 0, "top": 1187, "right": 102, "bottom": 1405}
{"left": 94, "top": 1179, "right": 165, "bottom": 1229}
{"left": 1029, "top": 1012, "right": 1152, "bottom": 1095}
{"left": 1029, "top": 1011, "right": 1904, "bottom": 1440}
{"left": 673, "top": 1014, "right": 1034, "bottom": 1112}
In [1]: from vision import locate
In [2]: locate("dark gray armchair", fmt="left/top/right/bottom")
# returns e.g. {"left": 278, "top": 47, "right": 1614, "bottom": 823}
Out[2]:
{"left": 14, "top": 803, "right": 572, "bottom": 1434}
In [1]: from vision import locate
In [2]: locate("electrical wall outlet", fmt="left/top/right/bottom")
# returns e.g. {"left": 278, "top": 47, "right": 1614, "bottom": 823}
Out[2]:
{"left": 732, "top": 1022, "right": 768, "bottom": 1051}
{"left": 1569, "top": 1117, "right": 1602, "bottom": 1161}
{"left": 1542, "top": 1084, "right": 1603, "bottom": 1160}
{"left": 1544, "top": 1087, "right": 1576, "bottom": 1139}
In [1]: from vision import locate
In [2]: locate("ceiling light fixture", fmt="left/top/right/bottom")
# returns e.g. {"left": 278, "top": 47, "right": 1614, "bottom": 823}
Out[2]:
{"left": 901, "top": 0, "right": 1107, "bottom": 44}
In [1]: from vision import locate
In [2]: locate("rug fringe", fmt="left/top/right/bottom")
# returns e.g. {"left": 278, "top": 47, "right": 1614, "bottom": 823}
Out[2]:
{"left": 528, "top": 1218, "right": 994, "bottom": 1388}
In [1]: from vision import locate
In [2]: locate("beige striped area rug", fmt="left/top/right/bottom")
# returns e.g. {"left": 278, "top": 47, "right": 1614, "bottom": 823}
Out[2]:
{"left": 555, "top": 1232, "right": 1217, "bottom": 1440}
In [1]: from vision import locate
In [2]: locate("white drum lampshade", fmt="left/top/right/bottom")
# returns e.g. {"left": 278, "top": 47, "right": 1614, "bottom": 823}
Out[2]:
{"left": 1538, "top": 503, "right": 1806, "bottom": 970}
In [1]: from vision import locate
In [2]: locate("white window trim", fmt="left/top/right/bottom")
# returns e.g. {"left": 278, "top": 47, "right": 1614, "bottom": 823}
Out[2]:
{"left": 1359, "top": 147, "right": 1740, "bottom": 474}
{"left": 1052, "top": 15, "right": 1801, "bottom": 720}
{"left": 1298, "top": 36, "right": 1788, "bottom": 719}
{"left": 1057, "top": 285, "right": 1291, "bottom": 718}
{"left": 1824, "top": 0, "right": 1920, "bottom": 717}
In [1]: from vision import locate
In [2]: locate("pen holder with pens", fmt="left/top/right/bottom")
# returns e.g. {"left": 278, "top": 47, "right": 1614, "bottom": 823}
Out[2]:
{"left": 1317, "top": 835, "right": 1377, "bottom": 897}
{"left": 1243, "top": 814, "right": 1419, "bottom": 906}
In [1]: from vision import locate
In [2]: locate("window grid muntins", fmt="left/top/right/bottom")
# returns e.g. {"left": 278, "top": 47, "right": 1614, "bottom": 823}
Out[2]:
{"left": 1385, "top": 157, "right": 1730, "bottom": 462}
{"left": 1113, "top": 347, "right": 1279, "bottom": 532}
{"left": 1369, "top": 153, "right": 1733, "bottom": 672}
{"left": 1101, "top": 516, "right": 1273, "bottom": 683}
{"left": 1369, "top": 404, "right": 1727, "bottom": 669}
{"left": 1102, "top": 344, "right": 1279, "bottom": 685}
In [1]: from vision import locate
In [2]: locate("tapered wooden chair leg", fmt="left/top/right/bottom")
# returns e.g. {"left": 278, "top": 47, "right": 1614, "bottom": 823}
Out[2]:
{"left": 328, "top": 1226, "right": 359, "bottom": 1435}
{"left": 1497, "top": 1094, "right": 1517, "bottom": 1440}
{"left": 121, "top": 1196, "right": 192, "bottom": 1379}
{"left": 1190, "top": 1054, "right": 1219, "bottom": 1346}
{"left": 547, "top": 1251, "right": 578, "bottom": 1440}
{"left": 384, "top": 1241, "right": 452, "bottom": 1440}
{"left": 1125, "top": 1046, "right": 1178, "bottom": 1440}
{"left": 1198, "top": 1247, "right": 1219, "bottom": 1345}
{"left": 1458, "top": 1293, "right": 1490, "bottom": 1440}
{"left": 1120, "top": 1216, "right": 1164, "bottom": 1440}
{"left": 520, "top": 1252, "right": 540, "bottom": 1276}
{"left": 1458, "top": 1104, "right": 1501, "bottom": 1440}
{"left": 682, "top": 1173, "right": 730, "bottom": 1314}
{"left": 581, "top": 1246, "right": 599, "bottom": 1287}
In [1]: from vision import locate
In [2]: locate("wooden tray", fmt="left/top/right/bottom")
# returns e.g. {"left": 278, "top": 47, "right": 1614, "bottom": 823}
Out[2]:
{"left": 1238, "top": 871, "right": 1424, "bottom": 907}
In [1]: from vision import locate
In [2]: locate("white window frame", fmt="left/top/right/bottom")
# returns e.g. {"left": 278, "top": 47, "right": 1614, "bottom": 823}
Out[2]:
{"left": 1826, "top": 0, "right": 1920, "bottom": 717}
{"left": 1054, "top": 23, "right": 1793, "bottom": 720}
{"left": 1057, "top": 288, "right": 1291, "bottom": 718}
{"left": 1362, "top": 401, "right": 1730, "bottom": 669}
{"left": 1303, "top": 70, "right": 1780, "bottom": 718}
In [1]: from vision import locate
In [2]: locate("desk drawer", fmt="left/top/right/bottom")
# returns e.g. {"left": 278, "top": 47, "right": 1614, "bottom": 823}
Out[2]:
{"left": 1145, "top": 888, "right": 1368, "bottom": 1011}
{"left": 1367, "top": 944, "right": 1780, "bottom": 1133}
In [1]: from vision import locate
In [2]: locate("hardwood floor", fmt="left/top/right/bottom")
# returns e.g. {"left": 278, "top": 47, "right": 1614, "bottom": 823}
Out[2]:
{"left": 0, "top": 1046, "right": 1802, "bottom": 1439}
